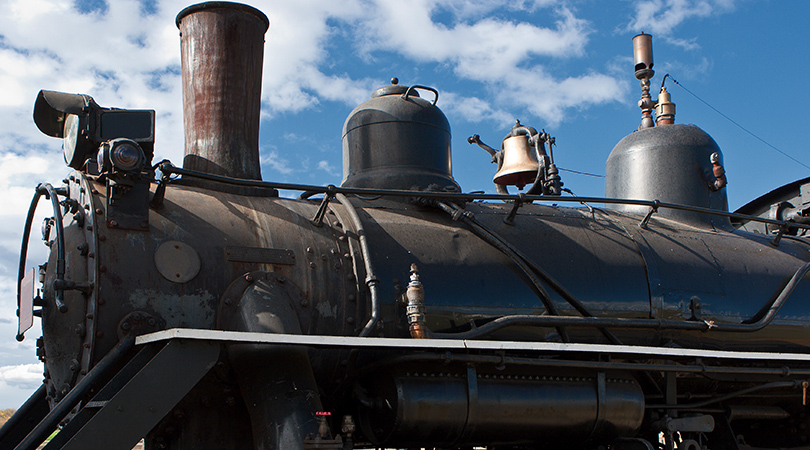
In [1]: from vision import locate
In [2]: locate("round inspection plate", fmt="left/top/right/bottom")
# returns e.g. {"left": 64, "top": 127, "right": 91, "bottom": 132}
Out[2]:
{"left": 154, "top": 240, "right": 201, "bottom": 283}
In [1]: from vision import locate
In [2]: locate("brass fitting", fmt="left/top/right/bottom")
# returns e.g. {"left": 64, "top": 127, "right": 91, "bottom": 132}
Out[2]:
{"left": 656, "top": 87, "right": 676, "bottom": 125}
{"left": 406, "top": 263, "right": 428, "bottom": 339}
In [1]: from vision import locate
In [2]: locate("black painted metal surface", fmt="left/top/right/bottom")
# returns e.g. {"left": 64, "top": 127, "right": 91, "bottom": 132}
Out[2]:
{"left": 605, "top": 124, "right": 730, "bottom": 228}
{"left": 341, "top": 80, "right": 459, "bottom": 191}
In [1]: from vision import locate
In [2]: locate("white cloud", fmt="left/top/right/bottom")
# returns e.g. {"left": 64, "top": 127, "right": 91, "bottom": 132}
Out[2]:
{"left": 256, "top": 0, "right": 371, "bottom": 115}
{"left": 433, "top": 0, "right": 557, "bottom": 19}
{"left": 260, "top": 150, "right": 294, "bottom": 175}
{"left": 0, "top": 363, "right": 41, "bottom": 389}
{"left": 625, "top": 0, "right": 736, "bottom": 41}
{"left": 0, "top": 0, "right": 623, "bottom": 163}
{"left": 442, "top": 93, "right": 514, "bottom": 126}
{"left": 356, "top": 1, "right": 590, "bottom": 72}
{"left": 317, "top": 160, "right": 340, "bottom": 177}
{"left": 339, "top": 1, "right": 626, "bottom": 125}
{"left": 488, "top": 68, "right": 627, "bottom": 127}
{"left": 0, "top": 363, "right": 42, "bottom": 407}
{"left": 0, "top": 0, "right": 186, "bottom": 168}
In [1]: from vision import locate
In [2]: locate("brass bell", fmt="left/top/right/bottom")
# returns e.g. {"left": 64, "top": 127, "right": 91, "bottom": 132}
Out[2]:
{"left": 493, "top": 134, "right": 539, "bottom": 189}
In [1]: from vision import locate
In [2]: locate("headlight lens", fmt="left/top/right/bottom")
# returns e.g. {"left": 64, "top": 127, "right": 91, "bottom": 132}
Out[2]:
{"left": 97, "top": 138, "right": 145, "bottom": 173}
{"left": 62, "top": 114, "right": 89, "bottom": 169}
{"left": 110, "top": 141, "right": 144, "bottom": 171}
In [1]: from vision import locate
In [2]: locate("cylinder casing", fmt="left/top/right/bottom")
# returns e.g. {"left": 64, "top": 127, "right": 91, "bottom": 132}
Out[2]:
{"left": 358, "top": 367, "right": 644, "bottom": 447}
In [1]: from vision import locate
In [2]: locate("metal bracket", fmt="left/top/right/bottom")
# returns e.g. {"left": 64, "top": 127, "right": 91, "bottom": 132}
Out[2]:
{"left": 310, "top": 185, "right": 336, "bottom": 227}
{"left": 689, "top": 296, "right": 702, "bottom": 320}
{"left": 106, "top": 178, "right": 150, "bottom": 231}
{"left": 504, "top": 193, "right": 526, "bottom": 225}
{"left": 654, "top": 414, "right": 715, "bottom": 433}
{"left": 772, "top": 223, "right": 788, "bottom": 247}
{"left": 639, "top": 200, "right": 659, "bottom": 229}
{"left": 149, "top": 176, "right": 169, "bottom": 209}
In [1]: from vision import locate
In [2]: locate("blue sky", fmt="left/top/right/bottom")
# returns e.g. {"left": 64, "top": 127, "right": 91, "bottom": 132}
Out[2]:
{"left": 0, "top": 0, "right": 808, "bottom": 408}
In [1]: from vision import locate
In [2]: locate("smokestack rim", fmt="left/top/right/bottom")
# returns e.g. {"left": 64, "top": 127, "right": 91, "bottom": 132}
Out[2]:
{"left": 176, "top": 1, "right": 269, "bottom": 30}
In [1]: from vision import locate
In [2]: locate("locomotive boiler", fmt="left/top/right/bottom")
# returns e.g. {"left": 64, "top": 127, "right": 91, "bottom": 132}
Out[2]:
{"left": 3, "top": 2, "right": 810, "bottom": 450}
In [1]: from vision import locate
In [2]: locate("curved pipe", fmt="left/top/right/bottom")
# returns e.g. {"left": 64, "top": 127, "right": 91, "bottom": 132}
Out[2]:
{"left": 17, "top": 187, "right": 46, "bottom": 328}
{"left": 337, "top": 193, "right": 381, "bottom": 337}
{"left": 158, "top": 162, "right": 810, "bottom": 233}
{"left": 435, "top": 201, "right": 625, "bottom": 344}
{"left": 40, "top": 184, "right": 67, "bottom": 312}
{"left": 428, "top": 261, "right": 810, "bottom": 339}
{"left": 739, "top": 260, "right": 810, "bottom": 329}
{"left": 646, "top": 380, "right": 801, "bottom": 410}
{"left": 434, "top": 201, "right": 559, "bottom": 315}
{"left": 17, "top": 183, "right": 67, "bottom": 336}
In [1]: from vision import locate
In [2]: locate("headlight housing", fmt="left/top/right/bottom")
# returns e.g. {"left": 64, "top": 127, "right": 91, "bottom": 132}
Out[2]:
{"left": 33, "top": 90, "right": 155, "bottom": 170}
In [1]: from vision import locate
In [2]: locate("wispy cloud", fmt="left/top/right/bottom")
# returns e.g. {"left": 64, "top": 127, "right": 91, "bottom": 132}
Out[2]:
{"left": 356, "top": 2, "right": 590, "bottom": 68}
{"left": 659, "top": 56, "right": 713, "bottom": 80}
{"left": 317, "top": 160, "right": 340, "bottom": 177}
{"left": 624, "top": 0, "right": 736, "bottom": 44}
{"left": 343, "top": 1, "right": 625, "bottom": 124}
{"left": 260, "top": 150, "right": 294, "bottom": 175}
{"left": 442, "top": 93, "right": 514, "bottom": 126}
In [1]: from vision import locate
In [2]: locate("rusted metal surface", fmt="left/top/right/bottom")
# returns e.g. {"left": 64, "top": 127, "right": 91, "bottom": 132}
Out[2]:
{"left": 177, "top": 3, "right": 268, "bottom": 179}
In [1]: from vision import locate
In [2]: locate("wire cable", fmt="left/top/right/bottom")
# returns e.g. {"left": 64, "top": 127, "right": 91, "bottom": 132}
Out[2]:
{"left": 668, "top": 75, "right": 810, "bottom": 171}
{"left": 557, "top": 167, "right": 604, "bottom": 177}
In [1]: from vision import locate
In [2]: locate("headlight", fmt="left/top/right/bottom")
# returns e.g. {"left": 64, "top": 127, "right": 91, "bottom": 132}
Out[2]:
{"left": 97, "top": 138, "right": 145, "bottom": 173}
{"left": 33, "top": 90, "right": 155, "bottom": 170}
{"left": 62, "top": 114, "right": 85, "bottom": 168}
{"left": 62, "top": 113, "right": 96, "bottom": 169}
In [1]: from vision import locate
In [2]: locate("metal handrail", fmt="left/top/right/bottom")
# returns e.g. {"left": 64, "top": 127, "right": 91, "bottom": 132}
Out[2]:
{"left": 16, "top": 183, "right": 67, "bottom": 341}
{"left": 157, "top": 161, "right": 810, "bottom": 232}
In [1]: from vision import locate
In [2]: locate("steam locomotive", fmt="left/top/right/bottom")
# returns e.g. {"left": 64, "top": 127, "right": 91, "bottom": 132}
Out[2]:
{"left": 3, "top": 2, "right": 810, "bottom": 450}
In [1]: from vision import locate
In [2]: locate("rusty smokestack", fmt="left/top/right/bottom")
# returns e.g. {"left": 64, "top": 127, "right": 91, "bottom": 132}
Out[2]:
{"left": 176, "top": 2, "right": 269, "bottom": 180}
